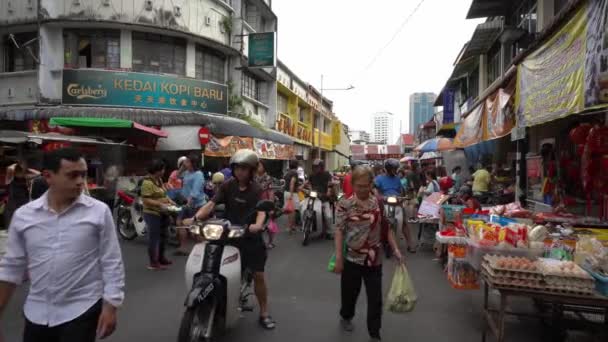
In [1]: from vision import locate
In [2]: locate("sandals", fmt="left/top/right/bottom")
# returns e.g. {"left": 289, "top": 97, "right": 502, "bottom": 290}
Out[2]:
{"left": 259, "top": 316, "right": 276, "bottom": 330}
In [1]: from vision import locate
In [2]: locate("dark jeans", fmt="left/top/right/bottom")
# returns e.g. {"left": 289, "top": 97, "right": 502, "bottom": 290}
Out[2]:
{"left": 340, "top": 260, "right": 383, "bottom": 339}
{"left": 143, "top": 213, "right": 169, "bottom": 264}
{"left": 23, "top": 300, "right": 102, "bottom": 342}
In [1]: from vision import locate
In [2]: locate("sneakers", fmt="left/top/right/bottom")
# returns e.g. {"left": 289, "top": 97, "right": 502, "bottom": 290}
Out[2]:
{"left": 340, "top": 318, "right": 354, "bottom": 332}
{"left": 259, "top": 316, "right": 276, "bottom": 330}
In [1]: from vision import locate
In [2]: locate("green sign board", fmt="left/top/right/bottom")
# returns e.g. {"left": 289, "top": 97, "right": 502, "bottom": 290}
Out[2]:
{"left": 248, "top": 32, "right": 276, "bottom": 67}
{"left": 62, "top": 69, "right": 228, "bottom": 115}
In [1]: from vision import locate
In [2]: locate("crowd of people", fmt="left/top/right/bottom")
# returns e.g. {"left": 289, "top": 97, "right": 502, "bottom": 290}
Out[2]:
{"left": 0, "top": 146, "right": 514, "bottom": 342}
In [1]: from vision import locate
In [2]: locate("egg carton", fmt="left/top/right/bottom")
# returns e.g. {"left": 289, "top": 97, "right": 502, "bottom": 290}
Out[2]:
{"left": 482, "top": 263, "right": 543, "bottom": 281}
{"left": 543, "top": 284, "right": 596, "bottom": 296}
{"left": 539, "top": 261, "right": 593, "bottom": 280}
{"left": 483, "top": 273, "right": 596, "bottom": 297}
{"left": 482, "top": 272, "right": 546, "bottom": 290}
{"left": 544, "top": 275, "right": 596, "bottom": 288}
{"left": 483, "top": 255, "right": 542, "bottom": 275}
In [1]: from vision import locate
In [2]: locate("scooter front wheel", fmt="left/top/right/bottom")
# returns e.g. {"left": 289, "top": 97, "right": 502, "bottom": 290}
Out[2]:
{"left": 177, "top": 305, "right": 215, "bottom": 342}
{"left": 302, "top": 218, "right": 313, "bottom": 246}
{"left": 116, "top": 210, "right": 137, "bottom": 240}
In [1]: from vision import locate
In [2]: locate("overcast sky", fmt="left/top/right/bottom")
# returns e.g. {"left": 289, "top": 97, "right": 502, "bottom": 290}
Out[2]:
{"left": 273, "top": 0, "right": 484, "bottom": 141}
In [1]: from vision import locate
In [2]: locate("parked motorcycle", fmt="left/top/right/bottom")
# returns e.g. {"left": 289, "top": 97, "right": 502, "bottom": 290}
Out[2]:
{"left": 179, "top": 200, "right": 275, "bottom": 342}
{"left": 300, "top": 190, "right": 328, "bottom": 246}
{"left": 114, "top": 189, "right": 180, "bottom": 247}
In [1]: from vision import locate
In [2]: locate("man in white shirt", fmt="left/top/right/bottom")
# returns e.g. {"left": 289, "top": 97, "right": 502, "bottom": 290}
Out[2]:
{"left": 0, "top": 148, "right": 125, "bottom": 342}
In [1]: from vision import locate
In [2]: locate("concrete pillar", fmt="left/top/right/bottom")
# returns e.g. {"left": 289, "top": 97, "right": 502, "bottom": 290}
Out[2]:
{"left": 478, "top": 54, "right": 488, "bottom": 97}
{"left": 186, "top": 40, "right": 196, "bottom": 78}
{"left": 38, "top": 25, "right": 63, "bottom": 104}
{"left": 537, "top": 0, "right": 555, "bottom": 32}
{"left": 120, "top": 30, "right": 132, "bottom": 70}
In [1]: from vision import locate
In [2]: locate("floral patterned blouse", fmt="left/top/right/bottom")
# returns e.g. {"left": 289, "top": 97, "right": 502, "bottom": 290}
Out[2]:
{"left": 335, "top": 195, "right": 383, "bottom": 266}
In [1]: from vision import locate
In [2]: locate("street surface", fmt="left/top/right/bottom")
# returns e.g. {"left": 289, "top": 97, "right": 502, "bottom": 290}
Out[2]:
{"left": 3, "top": 219, "right": 541, "bottom": 342}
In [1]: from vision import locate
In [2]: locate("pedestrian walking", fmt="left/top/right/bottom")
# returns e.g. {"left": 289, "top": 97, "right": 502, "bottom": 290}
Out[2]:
{"left": 333, "top": 165, "right": 403, "bottom": 341}
{"left": 255, "top": 161, "right": 276, "bottom": 248}
{"left": 0, "top": 148, "right": 125, "bottom": 342}
{"left": 283, "top": 160, "right": 300, "bottom": 233}
{"left": 140, "top": 159, "right": 175, "bottom": 270}
{"left": 175, "top": 154, "right": 206, "bottom": 255}
{"left": 3, "top": 157, "right": 39, "bottom": 228}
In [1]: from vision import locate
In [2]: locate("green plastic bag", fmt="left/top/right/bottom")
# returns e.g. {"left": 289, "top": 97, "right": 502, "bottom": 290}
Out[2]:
{"left": 386, "top": 264, "right": 417, "bottom": 313}
{"left": 327, "top": 240, "right": 347, "bottom": 273}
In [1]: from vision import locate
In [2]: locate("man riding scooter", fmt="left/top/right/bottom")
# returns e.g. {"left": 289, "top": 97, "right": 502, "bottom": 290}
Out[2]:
{"left": 302, "top": 159, "right": 334, "bottom": 239}
{"left": 185, "top": 149, "right": 276, "bottom": 330}
{"left": 373, "top": 159, "right": 416, "bottom": 254}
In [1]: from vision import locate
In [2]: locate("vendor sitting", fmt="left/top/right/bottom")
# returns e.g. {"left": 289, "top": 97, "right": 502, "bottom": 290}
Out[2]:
{"left": 457, "top": 186, "right": 481, "bottom": 211}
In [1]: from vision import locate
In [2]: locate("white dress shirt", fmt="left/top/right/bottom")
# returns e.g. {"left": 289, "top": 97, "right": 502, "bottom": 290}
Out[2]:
{"left": 0, "top": 192, "right": 125, "bottom": 327}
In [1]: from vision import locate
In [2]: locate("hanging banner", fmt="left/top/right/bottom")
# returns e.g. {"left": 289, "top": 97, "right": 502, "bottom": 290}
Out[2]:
{"left": 454, "top": 104, "right": 484, "bottom": 148}
{"left": 204, "top": 135, "right": 254, "bottom": 157}
{"left": 485, "top": 86, "right": 515, "bottom": 140}
{"left": 253, "top": 138, "right": 295, "bottom": 160}
{"left": 516, "top": 0, "right": 608, "bottom": 127}
{"left": 443, "top": 88, "right": 455, "bottom": 124}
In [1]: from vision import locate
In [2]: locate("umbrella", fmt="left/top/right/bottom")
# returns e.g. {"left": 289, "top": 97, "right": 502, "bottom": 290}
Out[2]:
{"left": 419, "top": 152, "right": 441, "bottom": 160}
{"left": 400, "top": 156, "right": 417, "bottom": 163}
{"left": 414, "top": 137, "right": 455, "bottom": 152}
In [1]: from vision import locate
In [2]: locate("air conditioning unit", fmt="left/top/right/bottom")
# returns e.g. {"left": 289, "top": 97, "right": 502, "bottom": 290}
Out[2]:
{"left": 173, "top": 5, "right": 181, "bottom": 17}
{"left": 102, "top": 0, "right": 111, "bottom": 7}
{"left": 73, "top": 0, "right": 81, "bottom": 6}
{"left": 145, "top": 0, "right": 153, "bottom": 11}
{"left": 7, "top": 1, "right": 13, "bottom": 13}
{"left": 205, "top": 16, "right": 212, "bottom": 26}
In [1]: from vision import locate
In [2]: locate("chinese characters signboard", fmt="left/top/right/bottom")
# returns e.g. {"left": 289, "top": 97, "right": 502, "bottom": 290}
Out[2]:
{"left": 62, "top": 69, "right": 228, "bottom": 115}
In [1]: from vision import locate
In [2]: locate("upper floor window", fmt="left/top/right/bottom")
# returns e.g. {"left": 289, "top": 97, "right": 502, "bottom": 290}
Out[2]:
{"left": 3, "top": 32, "right": 38, "bottom": 72}
{"left": 132, "top": 32, "right": 186, "bottom": 75}
{"left": 64, "top": 30, "right": 120, "bottom": 69}
{"left": 195, "top": 47, "right": 225, "bottom": 83}
{"left": 487, "top": 48, "right": 501, "bottom": 84}
{"left": 298, "top": 106, "right": 306, "bottom": 122}
{"left": 242, "top": 72, "right": 260, "bottom": 100}
{"left": 277, "top": 93, "right": 288, "bottom": 114}
{"left": 512, "top": 0, "right": 537, "bottom": 34}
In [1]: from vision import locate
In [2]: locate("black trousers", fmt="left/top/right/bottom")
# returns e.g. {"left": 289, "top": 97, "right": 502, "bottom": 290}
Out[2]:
{"left": 143, "top": 213, "right": 169, "bottom": 264}
{"left": 340, "top": 260, "right": 383, "bottom": 339}
{"left": 23, "top": 300, "right": 102, "bottom": 342}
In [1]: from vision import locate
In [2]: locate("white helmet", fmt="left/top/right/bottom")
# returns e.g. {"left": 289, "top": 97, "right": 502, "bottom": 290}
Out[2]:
{"left": 177, "top": 156, "right": 188, "bottom": 169}
{"left": 229, "top": 149, "right": 259, "bottom": 169}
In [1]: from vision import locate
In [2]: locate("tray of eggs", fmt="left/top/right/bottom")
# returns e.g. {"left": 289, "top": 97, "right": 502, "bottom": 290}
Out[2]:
{"left": 539, "top": 260, "right": 593, "bottom": 280}
{"left": 483, "top": 255, "right": 541, "bottom": 274}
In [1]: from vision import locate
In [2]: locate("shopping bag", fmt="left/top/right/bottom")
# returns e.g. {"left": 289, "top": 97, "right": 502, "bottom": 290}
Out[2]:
{"left": 283, "top": 198, "right": 295, "bottom": 214}
{"left": 386, "top": 264, "right": 417, "bottom": 313}
{"left": 327, "top": 240, "right": 348, "bottom": 273}
{"left": 268, "top": 218, "right": 279, "bottom": 234}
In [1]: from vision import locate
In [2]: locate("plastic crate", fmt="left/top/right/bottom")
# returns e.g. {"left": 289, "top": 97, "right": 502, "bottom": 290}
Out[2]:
{"left": 589, "top": 271, "right": 608, "bottom": 296}
{"left": 465, "top": 240, "right": 544, "bottom": 270}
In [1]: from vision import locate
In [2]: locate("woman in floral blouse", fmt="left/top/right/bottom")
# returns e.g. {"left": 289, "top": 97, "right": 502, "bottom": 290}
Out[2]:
{"left": 333, "top": 165, "right": 403, "bottom": 341}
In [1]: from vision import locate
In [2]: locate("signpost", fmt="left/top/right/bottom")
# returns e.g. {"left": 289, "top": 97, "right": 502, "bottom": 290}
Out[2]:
{"left": 248, "top": 32, "right": 276, "bottom": 68}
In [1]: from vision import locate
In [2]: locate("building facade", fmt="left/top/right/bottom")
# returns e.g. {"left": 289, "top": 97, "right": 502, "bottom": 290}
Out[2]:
{"left": 348, "top": 129, "right": 371, "bottom": 144}
{"left": 370, "top": 112, "right": 395, "bottom": 144}
{"left": 409, "top": 92, "right": 436, "bottom": 136}
{"left": 0, "top": 0, "right": 286, "bottom": 153}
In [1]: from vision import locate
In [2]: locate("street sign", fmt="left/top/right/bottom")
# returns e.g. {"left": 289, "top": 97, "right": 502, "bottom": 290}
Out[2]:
{"left": 248, "top": 32, "right": 276, "bottom": 67}
{"left": 198, "top": 127, "right": 210, "bottom": 145}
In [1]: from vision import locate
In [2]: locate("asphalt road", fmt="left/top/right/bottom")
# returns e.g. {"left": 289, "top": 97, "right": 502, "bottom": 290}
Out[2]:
{"left": 3, "top": 220, "right": 543, "bottom": 342}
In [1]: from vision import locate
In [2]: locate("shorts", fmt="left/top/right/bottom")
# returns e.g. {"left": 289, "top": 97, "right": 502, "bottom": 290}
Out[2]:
{"left": 284, "top": 191, "right": 300, "bottom": 209}
{"left": 237, "top": 235, "right": 267, "bottom": 273}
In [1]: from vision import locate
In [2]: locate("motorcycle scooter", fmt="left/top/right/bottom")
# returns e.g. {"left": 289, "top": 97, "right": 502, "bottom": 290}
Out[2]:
{"left": 115, "top": 189, "right": 181, "bottom": 246}
{"left": 382, "top": 196, "right": 404, "bottom": 258}
{"left": 179, "top": 200, "right": 275, "bottom": 342}
{"left": 300, "top": 190, "right": 329, "bottom": 246}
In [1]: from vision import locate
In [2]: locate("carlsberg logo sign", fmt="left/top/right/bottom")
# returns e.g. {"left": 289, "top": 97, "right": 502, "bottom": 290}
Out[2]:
{"left": 66, "top": 83, "right": 108, "bottom": 99}
{"left": 62, "top": 69, "right": 228, "bottom": 115}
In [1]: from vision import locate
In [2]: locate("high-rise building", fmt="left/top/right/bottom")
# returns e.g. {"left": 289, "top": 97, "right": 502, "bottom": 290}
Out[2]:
{"left": 370, "top": 112, "right": 395, "bottom": 144}
{"left": 348, "top": 130, "right": 371, "bottom": 143}
{"left": 409, "top": 93, "right": 437, "bottom": 135}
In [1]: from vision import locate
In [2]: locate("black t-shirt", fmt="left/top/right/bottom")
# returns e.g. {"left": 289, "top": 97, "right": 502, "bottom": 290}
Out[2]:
{"left": 30, "top": 176, "right": 48, "bottom": 200}
{"left": 283, "top": 170, "right": 298, "bottom": 192}
{"left": 309, "top": 171, "right": 332, "bottom": 194}
{"left": 212, "top": 178, "right": 261, "bottom": 226}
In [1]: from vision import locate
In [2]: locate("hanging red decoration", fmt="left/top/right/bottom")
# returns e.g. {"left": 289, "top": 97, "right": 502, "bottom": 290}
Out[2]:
{"left": 569, "top": 123, "right": 592, "bottom": 145}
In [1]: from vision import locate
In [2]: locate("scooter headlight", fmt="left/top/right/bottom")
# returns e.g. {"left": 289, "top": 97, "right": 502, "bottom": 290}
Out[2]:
{"left": 202, "top": 224, "right": 224, "bottom": 240}
{"left": 386, "top": 196, "right": 398, "bottom": 204}
{"left": 309, "top": 191, "right": 318, "bottom": 199}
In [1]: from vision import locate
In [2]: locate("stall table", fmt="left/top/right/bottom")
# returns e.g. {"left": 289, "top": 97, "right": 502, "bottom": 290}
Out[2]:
{"left": 481, "top": 276, "right": 608, "bottom": 342}
{"left": 415, "top": 217, "right": 440, "bottom": 249}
